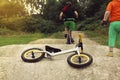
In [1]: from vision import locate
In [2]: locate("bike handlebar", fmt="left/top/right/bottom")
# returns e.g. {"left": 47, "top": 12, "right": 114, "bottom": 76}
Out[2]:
{"left": 78, "top": 33, "right": 82, "bottom": 42}
{"left": 78, "top": 33, "right": 83, "bottom": 53}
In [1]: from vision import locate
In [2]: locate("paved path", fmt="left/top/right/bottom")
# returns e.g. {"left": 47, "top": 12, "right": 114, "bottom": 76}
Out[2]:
{"left": 0, "top": 31, "right": 120, "bottom": 80}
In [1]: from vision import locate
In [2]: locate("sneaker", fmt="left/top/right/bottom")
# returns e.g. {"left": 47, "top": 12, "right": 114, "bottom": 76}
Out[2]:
{"left": 106, "top": 52, "right": 113, "bottom": 57}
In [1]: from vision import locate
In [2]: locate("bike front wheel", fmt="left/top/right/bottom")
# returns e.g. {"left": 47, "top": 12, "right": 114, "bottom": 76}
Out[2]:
{"left": 67, "top": 52, "right": 93, "bottom": 68}
{"left": 21, "top": 48, "right": 45, "bottom": 62}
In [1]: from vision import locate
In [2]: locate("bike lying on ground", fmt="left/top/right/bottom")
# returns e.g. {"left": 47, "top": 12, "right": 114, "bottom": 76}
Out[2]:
{"left": 21, "top": 34, "right": 93, "bottom": 68}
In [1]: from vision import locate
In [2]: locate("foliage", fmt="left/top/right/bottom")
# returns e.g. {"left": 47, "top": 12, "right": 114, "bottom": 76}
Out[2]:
{"left": 43, "top": 0, "right": 60, "bottom": 22}
{"left": 85, "top": 30, "right": 108, "bottom": 45}
{"left": 0, "top": 28, "right": 15, "bottom": 35}
{"left": 77, "top": 18, "right": 96, "bottom": 30}
{"left": 84, "top": 0, "right": 104, "bottom": 17}
{"left": 0, "top": 0, "right": 27, "bottom": 17}
{"left": 0, "top": 16, "right": 62, "bottom": 34}
{"left": 77, "top": 0, "right": 112, "bottom": 36}
{"left": 22, "top": 16, "right": 61, "bottom": 33}
{"left": 0, "top": 0, "right": 113, "bottom": 36}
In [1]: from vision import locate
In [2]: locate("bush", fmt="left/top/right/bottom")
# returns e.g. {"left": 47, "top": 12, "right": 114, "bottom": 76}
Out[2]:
{"left": 38, "top": 20, "right": 57, "bottom": 33}
{"left": 0, "top": 17, "right": 26, "bottom": 31}
{"left": 77, "top": 18, "right": 97, "bottom": 31}
{"left": 0, "top": 16, "right": 62, "bottom": 34}
{"left": 0, "top": 28, "right": 15, "bottom": 35}
{"left": 22, "top": 17, "right": 58, "bottom": 33}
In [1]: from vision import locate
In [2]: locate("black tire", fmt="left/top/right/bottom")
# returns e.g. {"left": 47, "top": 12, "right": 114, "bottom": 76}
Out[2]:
{"left": 21, "top": 48, "right": 45, "bottom": 63}
{"left": 67, "top": 52, "right": 93, "bottom": 68}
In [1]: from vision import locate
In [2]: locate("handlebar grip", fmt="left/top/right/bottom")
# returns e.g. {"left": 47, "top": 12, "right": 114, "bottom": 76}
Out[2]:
{"left": 78, "top": 33, "right": 82, "bottom": 42}
{"left": 78, "top": 33, "right": 83, "bottom": 53}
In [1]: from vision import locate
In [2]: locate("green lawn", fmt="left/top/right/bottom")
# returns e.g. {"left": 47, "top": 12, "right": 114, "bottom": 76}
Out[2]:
{"left": 2, "top": 31, "right": 120, "bottom": 48}
{"left": 0, "top": 32, "right": 64, "bottom": 46}
{"left": 84, "top": 30, "right": 120, "bottom": 48}
{"left": 0, "top": 33, "right": 45, "bottom": 46}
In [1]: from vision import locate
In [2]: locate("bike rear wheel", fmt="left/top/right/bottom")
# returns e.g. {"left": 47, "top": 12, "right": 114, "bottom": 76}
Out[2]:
{"left": 67, "top": 52, "right": 93, "bottom": 68}
{"left": 21, "top": 48, "right": 45, "bottom": 62}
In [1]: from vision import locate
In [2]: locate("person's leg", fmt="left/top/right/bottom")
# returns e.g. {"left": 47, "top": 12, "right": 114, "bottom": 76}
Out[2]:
{"left": 118, "top": 32, "right": 120, "bottom": 45}
{"left": 115, "top": 22, "right": 120, "bottom": 45}
{"left": 117, "top": 32, "right": 120, "bottom": 57}
{"left": 69, "top": 21, "right": 76, "bottom": 43}
{"left": 64, "top": 21, "right": 73, "bottom": 44}
{"left": 107, "top": 22, "right": 117, "bottom": 57}
{"left": 64, "top": 21, "right": 69, "bottom": 38}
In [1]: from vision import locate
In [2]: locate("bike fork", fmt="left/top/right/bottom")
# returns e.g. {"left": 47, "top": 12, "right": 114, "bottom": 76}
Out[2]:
{"left": 77, "top": 47, "right": 81, "bottom": 63}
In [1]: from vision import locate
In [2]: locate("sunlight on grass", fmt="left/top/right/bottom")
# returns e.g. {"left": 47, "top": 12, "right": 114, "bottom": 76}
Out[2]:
{"left": 0, "top": 33, "right": 45, "bottom": 46}
{"left": 84, "top": 30, "right": 108, "bottom": 45}
{"left": 85, "top": 30, "right": 120, "bottom": 48}
{"left": 0, "top": 32, "right": 64, "bottom": 46}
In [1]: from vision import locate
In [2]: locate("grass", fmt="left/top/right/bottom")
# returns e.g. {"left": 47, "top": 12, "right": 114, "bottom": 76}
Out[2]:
{"left": 48, "top": 32, "right": 64, "bottom": 39}
{"left": 0, "top": 32, "right": 64, "bottom": 46}
{"left": 84, "top": 30, "right": 120, "bottom": 48}
{"left": 84, "top": 30, "right": 108, "bottom": 45}
{"left": 0, "top": 33, "right": 44, "bottom": 46}
{"left": 1, "top": 30, "right": 119, "bottom": 49}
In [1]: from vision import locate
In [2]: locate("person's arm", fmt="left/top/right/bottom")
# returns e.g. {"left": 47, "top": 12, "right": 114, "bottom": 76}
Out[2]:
{"left": 59, "top": 12, "right": 63, "bottom": 20}
{"left": 102, "top": 11, "right": 110, "bottom": 25}
{"left": 103, "top": 11, "right": 110, "bottom": 21}
{"left": 74, "top": 11, "right": 78, "bottom": 18}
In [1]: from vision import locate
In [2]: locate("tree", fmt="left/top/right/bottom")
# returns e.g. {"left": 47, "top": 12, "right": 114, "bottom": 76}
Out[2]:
{"left": 84, "top": 0, "right": 103, "bottom": 17}
{"left": 19, "top": 0, "right": 46, "bottom": 15}
{"left": 84, "top": 0, "right": 111, "bottom": 17}
{"left": 42, "top": 0, "right": 60, "bottom": 21}
{"left": 0, "top": 0, "right": 27, "bottom": 17}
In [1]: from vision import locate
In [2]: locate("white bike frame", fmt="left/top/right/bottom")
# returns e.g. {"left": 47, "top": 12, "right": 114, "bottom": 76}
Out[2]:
{"left": 40, "top": 33, "right": 83, "bottom": 58}
{"left": 43, "top": 46, "right": 81, "bottom": 57}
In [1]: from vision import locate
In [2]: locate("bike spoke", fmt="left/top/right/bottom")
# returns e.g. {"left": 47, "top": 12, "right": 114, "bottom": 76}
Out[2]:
{"left": 71, "top": 54, "right": 89, "bottom": 64}
{"left": 24, "top": 51, "right": 42, "bottom": 59}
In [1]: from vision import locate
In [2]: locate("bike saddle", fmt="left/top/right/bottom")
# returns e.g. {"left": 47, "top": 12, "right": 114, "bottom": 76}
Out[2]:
{"left": 45, "top": 45, "right": 61, "bottom": 53}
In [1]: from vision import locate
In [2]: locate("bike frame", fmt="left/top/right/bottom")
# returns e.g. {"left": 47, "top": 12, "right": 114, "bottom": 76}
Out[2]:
{"left": 42, "top": 33, "right": 83, "bottom": 58}
{"left": 43, "top": 46, "right": 81, "bottom": 57}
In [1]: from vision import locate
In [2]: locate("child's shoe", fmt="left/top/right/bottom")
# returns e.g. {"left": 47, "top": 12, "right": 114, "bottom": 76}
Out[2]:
{"left": 106, "top": 52, "right": 113, "bottom": 57}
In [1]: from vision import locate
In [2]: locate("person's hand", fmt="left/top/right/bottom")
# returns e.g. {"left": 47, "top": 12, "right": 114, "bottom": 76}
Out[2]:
{"left": 102, "top": 20, "right": 108, "bottom": 26}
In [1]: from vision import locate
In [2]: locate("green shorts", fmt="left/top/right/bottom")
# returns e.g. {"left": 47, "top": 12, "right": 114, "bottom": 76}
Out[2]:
{"left": 64, "top": 18, "right": 76, "bottom": 31}
{"left": 109, "top": 21, "right": 120, "bottom": 47}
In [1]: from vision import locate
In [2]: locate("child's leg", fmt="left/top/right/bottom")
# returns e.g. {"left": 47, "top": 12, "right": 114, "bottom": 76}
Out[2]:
{"left": 117, "top": 22, "right": 120, "bottom": 45}
{"left": 69, "top": 21, "right": 75, "bottom": 39}
{"left": 118, "top": 32, "right": 120, "bottom": 45}
{"left": 107, "top": 22, "right": 117, "bottom": 57}
{"left": 108, "top": 22, "right": 117, "bottom": 48}
{"left": 64, "top": 21, "right": 68, "bottom": 34}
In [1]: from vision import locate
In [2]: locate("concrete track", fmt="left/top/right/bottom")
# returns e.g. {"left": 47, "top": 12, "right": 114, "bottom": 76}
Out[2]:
{"left": 0, "top": 31, "right": 120, "bottom": 80}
